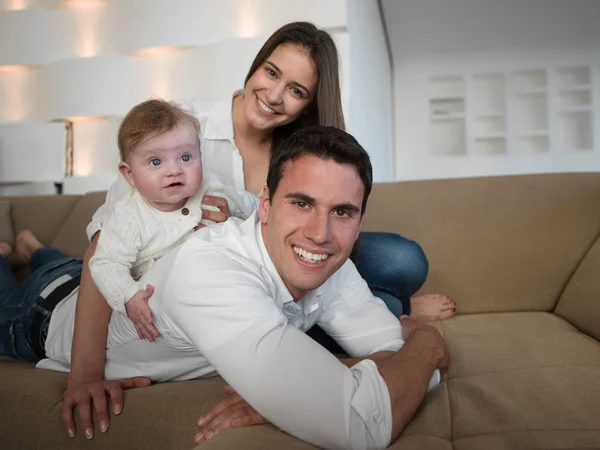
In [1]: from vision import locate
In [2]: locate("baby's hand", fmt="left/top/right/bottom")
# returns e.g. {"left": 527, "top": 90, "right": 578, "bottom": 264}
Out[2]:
{"left": 125, "top": 284, "right": 159, "bottom": 341}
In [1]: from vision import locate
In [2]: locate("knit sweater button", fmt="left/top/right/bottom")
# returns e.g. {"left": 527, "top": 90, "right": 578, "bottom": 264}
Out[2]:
{"left": 182, "top": 208, "right": 189, "bottom": 216}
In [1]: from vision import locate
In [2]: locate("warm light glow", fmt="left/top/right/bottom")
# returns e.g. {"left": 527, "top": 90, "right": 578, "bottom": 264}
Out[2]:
{"left": 133, "top": 46, "right": 190, "bottom": 57}
{"left": 0, "top": 65, "right": 36, "bottom": 73}
{"left": 146, "top": 56, "right": 174, "bottom": 99}
{"left": 64, "top": 116, "right": 106, "bottom": 123}
{"left": 0, "top": 70, "right": 32, "bottom": 121}
{"left": 72, "top": 6, "right": 102, "bottom": 57}
{"left": 54, "top": 0, "right": 107, "bottom": 9}
{"left": 235, "top": 2, "right": 261, "bottom": 38}
{"left": 4, "top": 0, "right": 29, "bottom": 10}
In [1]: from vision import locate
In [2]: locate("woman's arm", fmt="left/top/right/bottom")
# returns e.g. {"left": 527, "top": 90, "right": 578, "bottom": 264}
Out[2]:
{"left": 61, "top": 233, "right": 150, "bottom": 439}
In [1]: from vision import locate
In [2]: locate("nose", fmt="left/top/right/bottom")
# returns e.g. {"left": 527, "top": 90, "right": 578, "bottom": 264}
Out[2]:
{"left": 266, "top": 81, "right": 285, "bottom": 105}
{"left": 305, "top": 210, "right": 332, "bottom": 245}
{"left": 165, "top": 160, "right": 183, "bottom": 177}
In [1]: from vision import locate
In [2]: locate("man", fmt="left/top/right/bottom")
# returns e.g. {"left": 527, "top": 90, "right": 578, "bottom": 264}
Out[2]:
{"left": 42, "top": 126, "right": 449, "bottom": 449}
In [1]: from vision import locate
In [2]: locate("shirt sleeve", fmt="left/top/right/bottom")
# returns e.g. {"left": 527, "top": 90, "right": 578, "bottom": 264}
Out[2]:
{"left": 202, "top": 171, "right": 259, "bottom": 221}
{"left": 86, "top": 174, "right": 131, "bottom": 241}
{"left": 89, "top": 202, "right": 143, "bottom": 316}
{"left": 318, "top": 260, "right": 442, "bottom": 392}
{"left": 162, "top": 250, "right": 393, "bottom": 450}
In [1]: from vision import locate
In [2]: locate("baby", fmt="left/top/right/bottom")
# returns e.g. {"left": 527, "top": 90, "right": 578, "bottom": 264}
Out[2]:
{"left": 89, "top": 99, "right": 257, "bottom": 336}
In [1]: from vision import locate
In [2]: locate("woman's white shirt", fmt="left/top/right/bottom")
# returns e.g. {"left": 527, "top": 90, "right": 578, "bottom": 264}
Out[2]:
{"left": 87, "top": 95, "right": 247, "bottom": 241}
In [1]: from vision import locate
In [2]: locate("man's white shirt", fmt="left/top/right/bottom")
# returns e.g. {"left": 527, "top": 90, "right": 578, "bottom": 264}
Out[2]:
{"left": 38, "top": 212, "right": 440, "bottom": 450}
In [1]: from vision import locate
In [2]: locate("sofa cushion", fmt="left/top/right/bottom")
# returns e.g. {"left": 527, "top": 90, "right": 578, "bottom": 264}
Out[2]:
{"left": 52, "top": 191, "right": 106, "bottom": 258}
{"left": 396, "top": 313, "right": 600, "bottom": 450}
{"left": 555, "top": 235, "right": 600, "bottom": 341}
{"left": 0, "top": 200, "right": 14, "bottom": 244}
{"left": 9, "top": 195, "right": 81, "bottom": 247}
{"left": 362, "top": 173, "right": 600, "bottom": 314}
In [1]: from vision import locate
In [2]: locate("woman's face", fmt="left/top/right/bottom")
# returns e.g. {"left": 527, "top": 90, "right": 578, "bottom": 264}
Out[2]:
{"left": 243, "top": 43, "right": 318, "bottom": 132}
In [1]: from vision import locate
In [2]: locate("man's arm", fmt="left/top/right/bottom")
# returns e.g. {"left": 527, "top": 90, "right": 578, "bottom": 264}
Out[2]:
{"left": 164, "top": 249, "right": 447, "bottom": 450}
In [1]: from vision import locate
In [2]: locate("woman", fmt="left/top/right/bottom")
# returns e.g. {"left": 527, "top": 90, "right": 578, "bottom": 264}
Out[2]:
{"left": 63, "top": 22, "right": 455, "bottom": 438}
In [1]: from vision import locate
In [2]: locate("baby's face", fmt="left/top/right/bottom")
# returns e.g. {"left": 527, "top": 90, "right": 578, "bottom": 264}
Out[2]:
{"left": 125, "top": 121, "right": 203, "bottom": 212}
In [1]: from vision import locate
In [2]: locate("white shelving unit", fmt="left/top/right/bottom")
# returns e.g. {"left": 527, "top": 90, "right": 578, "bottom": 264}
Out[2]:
{"left": 429, "top": 76, "right": 466, "bottom": 156}
{"left": 555, "top": 66, "right": 593, "bottom": 152}
{"left": 427, "top": 65, "right": 596, "bottom": 157}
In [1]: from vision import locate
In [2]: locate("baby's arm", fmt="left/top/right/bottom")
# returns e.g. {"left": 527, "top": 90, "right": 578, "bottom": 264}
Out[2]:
{"left": 89, "top": 205, "right": 146, "bottom": 316}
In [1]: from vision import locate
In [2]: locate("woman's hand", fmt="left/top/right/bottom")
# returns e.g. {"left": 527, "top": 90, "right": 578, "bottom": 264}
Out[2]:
{"left": 201, "top": 195, "right": 231, "bottom": 224}
{"left": 62, "top": 377, "right": 150, "bottom": 439}
{"left": 194, "top": 384, "right": 268, "bottom": 444}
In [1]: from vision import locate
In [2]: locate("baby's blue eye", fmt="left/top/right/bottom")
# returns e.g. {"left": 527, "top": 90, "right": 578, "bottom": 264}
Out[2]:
{"left": 181, "top": 154, "right": 190, "bottom": 162}
{"left": 150, "top": 159, "right": 161, "bottom": 166}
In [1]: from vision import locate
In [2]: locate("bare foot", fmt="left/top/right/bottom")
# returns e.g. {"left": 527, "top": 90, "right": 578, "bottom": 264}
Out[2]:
{"left": 8, "top": 230, "right": 44, "bottom": 268}
{"left": 0, "top": 242, "right": 12, "bottom": 258}
{"left": 410, "top": 294, "right": 456, "bottom": 321}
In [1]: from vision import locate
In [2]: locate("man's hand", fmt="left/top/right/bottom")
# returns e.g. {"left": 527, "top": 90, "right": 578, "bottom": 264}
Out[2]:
{"left": 125, "top": 284, "right": 158, "bottom": 341}
{"left": 194, "top": 384, "right": 268, "bottom": 444}
{"left": 62, "top": 377, "right": 151, "bottom": 439}
{"left": 400, "top": 315, "right": 450, "bottom": 375}
{"left": 201, "top": 195, "right": 232, "bottom": 223}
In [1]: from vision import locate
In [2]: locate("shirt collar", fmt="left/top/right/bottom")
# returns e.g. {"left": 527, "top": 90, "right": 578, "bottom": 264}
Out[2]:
{"left": 202, "top": 92, "right": 240, "bottom": 142}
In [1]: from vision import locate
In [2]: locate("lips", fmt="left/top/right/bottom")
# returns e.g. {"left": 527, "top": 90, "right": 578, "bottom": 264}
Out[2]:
{"left": 257, "top": 97, "right": 279, "bottom": 115}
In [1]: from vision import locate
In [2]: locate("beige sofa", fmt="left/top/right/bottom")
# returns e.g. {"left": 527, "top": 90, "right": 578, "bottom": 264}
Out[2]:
{"left": 1, "top": 172, "right": 600, "bottom": 450}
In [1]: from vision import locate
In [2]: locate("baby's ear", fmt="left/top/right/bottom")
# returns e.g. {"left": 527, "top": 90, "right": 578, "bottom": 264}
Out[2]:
{"left": 118, "top": 162, "right": 136, "bottom": 188}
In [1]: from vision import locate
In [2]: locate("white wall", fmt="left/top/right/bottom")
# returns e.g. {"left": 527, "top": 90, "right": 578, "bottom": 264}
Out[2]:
{"left": 0, "top": 0, "right": 357, "bottom": 194}
{"left": 382, "top": 0, "right": 600, "bottom": 181}
{"left": 347, "top": 0, "right": 393, "bottom": 181}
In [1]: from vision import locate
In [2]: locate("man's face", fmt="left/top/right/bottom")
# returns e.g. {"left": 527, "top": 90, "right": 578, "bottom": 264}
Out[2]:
{"left": 259, "top": 154, "right": 365, "bottom": 300}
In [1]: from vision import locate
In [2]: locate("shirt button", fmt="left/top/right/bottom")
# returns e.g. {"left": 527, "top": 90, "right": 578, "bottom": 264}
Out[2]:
{"left": 182, "top": 208, "right": 189, "bottom": 216}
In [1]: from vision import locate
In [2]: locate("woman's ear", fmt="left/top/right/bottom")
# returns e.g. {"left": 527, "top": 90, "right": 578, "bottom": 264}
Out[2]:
{"left": 118, "top": 162, "right": 136, "bottom": 188}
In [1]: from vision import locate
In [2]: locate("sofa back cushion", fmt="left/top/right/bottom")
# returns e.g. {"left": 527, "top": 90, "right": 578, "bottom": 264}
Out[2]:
{"left": 0, "top": 200, "right": 14, "bottom": 244}
{"left": 362, "top": 173, "right": 600, "bottom": 314}
{"left": 555, "top": 235, "right": 600, "bottom": 341}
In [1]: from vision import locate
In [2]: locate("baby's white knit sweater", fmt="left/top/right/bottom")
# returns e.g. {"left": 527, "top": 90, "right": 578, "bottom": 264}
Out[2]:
{"left": 89, "top": 170, "right": 258, "bottom": 315}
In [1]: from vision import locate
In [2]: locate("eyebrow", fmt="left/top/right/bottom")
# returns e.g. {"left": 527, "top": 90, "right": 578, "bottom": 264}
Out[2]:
{"left": 266, "top": 61, "right": 311, "bottom": 95}
{"left": 284, "top": 192, "right": 361, "bottom": 214}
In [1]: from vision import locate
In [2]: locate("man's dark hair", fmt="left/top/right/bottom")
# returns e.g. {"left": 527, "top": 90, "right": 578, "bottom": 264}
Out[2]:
{"left": 266, "top": 126, "right": 373, "bottom": 216}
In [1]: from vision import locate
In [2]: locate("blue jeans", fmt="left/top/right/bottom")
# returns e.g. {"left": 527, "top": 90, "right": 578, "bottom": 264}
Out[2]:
{"left": 306, "top": 232, "right": 429, "bottom": 353}
{"left": 0, "top": 248, "right": 83, "bottom": 362}
{"left": 356, "top": 232, "right": 429, "bottom": 317}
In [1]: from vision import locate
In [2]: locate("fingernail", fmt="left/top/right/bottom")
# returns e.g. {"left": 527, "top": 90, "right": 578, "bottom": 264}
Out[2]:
{"left": 67, "top": 428, "right": 75, "bottom": 438}
{"left": 197, "top": 415, "right": 208, "bottom": 426}
{"left": 85, "top": 428, "right": 93, "bottom": 440}
{"left": 100, "top": 421, "right": 108, "bottom": 432}
{"left": 195, "top": 433, "right": 203, "bottom": 443}
{"left": 114, "top": 404, "right": 122, "bottom": 415}
{"left": 205, "top": 431, "right": 214, "bottom": 440}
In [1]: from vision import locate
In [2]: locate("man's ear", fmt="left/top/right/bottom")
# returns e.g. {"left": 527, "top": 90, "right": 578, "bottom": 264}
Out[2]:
{"left": 258, "top": 185, "right": 271, "bottom": 224}
{"left": 118, "top": 162, "right": 136, "bottom": 188}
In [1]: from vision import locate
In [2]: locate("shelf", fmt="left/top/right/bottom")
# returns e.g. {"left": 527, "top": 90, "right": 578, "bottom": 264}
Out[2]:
{"left": 474, "top": 112, "right": 504, "bottom": 118}
{"left": 473, "top": 139, "right": 506, "bottom": 155}
{"left": 430, "top": 114, "right": 465, "bottom": 121}
{"left": 558, "top": 90, "right": 591, "bottom": 109}
{"left": 429, "top": 76, "right": 465, "bottom": 98}
{"left": 474, "top": 133, "right": 506, "bottom": 140}
{"left": 559, "top": 106, "right": 592, "bottom": 114}
{"left": 430, "top": 118, "right": 466, "bottom": 156}
{"left": 520, "top": 130, "right": 548, "bottom": 138}
{"left": 472, "top": 74, "right": 505, "bottom": 114}
{"left": 557, "top": 110, "right": 593, "bottom": 151}
{"left": 511, "top": 70, "right": 546, "bottom": 92}
{"left": 518, "top": 136, "right": 549, "bottom": 154}
{"left": 559, "top": 84, "right": 592, "bottom": 93}
{"left": 429, "top": 97, "right": 465, "bottom": 116}
{"left": 556, "top": 66, "right": 591, "bottom": 89}
{"left": 513, "top": 89, "right": 546, "bottom": 97}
